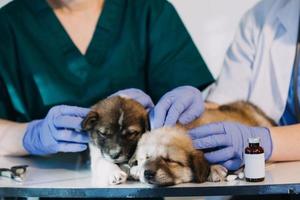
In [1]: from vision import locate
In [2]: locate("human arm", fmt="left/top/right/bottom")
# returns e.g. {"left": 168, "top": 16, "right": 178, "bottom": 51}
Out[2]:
{"left": 0, "top": 60, "right": 27, "bottom": 156}
{"left": 0, "top": 120, "right": 28, "bottom": 156}
{"left": 0, "top": 105, "right": 90, "bottom": 156}
{"left": 268, "top": 124, "right": 300, "bottom": 161}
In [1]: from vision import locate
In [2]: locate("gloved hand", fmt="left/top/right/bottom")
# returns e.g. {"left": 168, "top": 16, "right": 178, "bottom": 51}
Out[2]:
{"left": 110, "top": 88, "right": 154, "bottom": 110}
{"left": 189, "top": 122, "right": 273, "bottom": 170}
{"left": 150, "top": 86, "right": 204, "bottom": 129}
{"left": 23, "top": 105, "right": 91, "bottom": 155}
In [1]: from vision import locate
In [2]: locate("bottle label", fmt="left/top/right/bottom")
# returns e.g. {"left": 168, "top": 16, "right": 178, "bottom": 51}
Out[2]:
{"left": 244, "top": 153, "right": 265, "bottom": 179}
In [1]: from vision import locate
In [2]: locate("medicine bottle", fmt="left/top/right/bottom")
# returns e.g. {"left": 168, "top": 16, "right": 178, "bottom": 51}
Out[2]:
{"left": 244, "top": 137, "right": 265, "bottom": 182}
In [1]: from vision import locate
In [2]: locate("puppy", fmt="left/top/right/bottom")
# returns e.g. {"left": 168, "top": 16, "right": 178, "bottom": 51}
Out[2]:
{"left": 131, "top": 101, "right": 275, "bottom": 186}
{"left": 131, "top": 126, "right": 210, "bottom": 186}
{"left": 81, "top": 96, "right": 149, "bottom": 185}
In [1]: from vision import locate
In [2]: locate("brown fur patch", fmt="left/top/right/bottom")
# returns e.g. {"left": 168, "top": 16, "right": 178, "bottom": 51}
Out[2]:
{"left": 186, "top": 101, "right": 276, "bottom": 129}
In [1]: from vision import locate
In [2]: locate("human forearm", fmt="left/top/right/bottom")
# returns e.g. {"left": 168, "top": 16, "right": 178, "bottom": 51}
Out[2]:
{"left": 269, "top": 124, "right": 300, "bottom": 161}
{"left": 0, "top": 119, "right": 28, "bottom": 156}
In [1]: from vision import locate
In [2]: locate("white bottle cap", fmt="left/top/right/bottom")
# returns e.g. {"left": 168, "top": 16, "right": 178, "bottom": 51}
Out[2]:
{"left": 248, "top": 137, "right": 260, "bottom": 144}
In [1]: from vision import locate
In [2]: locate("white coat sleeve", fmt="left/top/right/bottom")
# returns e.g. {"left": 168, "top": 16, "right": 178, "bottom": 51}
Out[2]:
{"left": 206, "top": 8, "right": 260, "bottom": 104}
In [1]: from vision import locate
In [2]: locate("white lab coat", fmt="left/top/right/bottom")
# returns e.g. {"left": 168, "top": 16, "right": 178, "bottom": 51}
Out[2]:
{"left": 207, "top": 0, "right": 300, "bottom": 123}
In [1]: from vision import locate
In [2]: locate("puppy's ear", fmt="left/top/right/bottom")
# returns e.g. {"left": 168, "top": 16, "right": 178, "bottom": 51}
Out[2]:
{"left": 190, "top": 150, "right": 210, "bottom": 183}
{"left": 81, "top": 111, "right": 99, "bottom": 131}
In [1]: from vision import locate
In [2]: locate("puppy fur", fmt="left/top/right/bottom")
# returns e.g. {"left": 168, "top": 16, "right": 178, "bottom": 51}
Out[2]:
{"left": 81, "top": 96, "right": 149, "bottom": 185}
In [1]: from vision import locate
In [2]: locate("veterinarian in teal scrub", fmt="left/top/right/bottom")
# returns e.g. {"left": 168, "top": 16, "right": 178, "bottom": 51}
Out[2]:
{"left": 0, "top": 0, "right": 213, "bottom": 155}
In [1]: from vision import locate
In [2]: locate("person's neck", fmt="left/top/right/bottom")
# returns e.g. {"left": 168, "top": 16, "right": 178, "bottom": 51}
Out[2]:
{"left": 47, "top": 0, "right": 104, "bottom": 13}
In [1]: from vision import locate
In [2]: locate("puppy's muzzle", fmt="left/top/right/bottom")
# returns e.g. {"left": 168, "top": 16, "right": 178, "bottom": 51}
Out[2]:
{"left": 109, "top": 151, "right": 122, "bottom": 159}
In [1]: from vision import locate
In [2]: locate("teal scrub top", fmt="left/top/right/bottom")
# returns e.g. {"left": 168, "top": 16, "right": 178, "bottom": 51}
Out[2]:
{"left": 0, "top": 0, "right": 214, "bottom": 122}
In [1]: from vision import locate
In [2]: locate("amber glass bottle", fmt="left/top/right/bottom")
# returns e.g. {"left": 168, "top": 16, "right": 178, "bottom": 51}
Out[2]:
{"left": 244, "top": 137, "right": 265, "bottom": 182}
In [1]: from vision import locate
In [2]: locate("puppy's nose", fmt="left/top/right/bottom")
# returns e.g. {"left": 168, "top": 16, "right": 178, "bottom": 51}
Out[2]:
{"left": 109, "top": 147, "right": 122, "bottom": 159}
{"left": 110, "top": 151, "right": 121, "bottom": 159}
{"left": 144, "top": 170, "right": 156, "bottom": 180}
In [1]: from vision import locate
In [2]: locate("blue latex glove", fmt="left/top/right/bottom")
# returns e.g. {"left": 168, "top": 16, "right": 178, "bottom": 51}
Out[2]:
{"left": 150, "top": 86, "right": 204, "bottom": 129}
{"left": 189, "top": 122, "right": 273, "bottom": 170}
{"left": 110, "top": 88, "right": 154, "bottom": 110}
{"left": 23, "top": 105, "right": 90, "bottom": 155}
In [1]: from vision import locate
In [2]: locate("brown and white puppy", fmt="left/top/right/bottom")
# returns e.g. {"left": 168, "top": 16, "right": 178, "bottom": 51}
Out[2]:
{"left": 131, "top": 101, "right": 275, "bottom": 186}
{"left": 81, "top": 96, "right": 149, "bottom": 185}
{"left": 131, "top": 126, "right": 210, "bottom": 186}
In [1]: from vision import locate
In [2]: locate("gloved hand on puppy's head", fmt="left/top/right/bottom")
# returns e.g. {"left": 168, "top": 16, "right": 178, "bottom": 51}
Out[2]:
{"left": 150, "top": 86, "right": 205, "bottom": 129}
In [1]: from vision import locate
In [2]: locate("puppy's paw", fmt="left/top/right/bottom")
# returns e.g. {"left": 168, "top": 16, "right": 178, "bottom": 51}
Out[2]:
{"left": 208, "top": 164, "right": 228, "bottom": 182}
{"left": 91, "top": 157, "right": 128, "bottom": 186}
{"left": 109, "top": 170, "right": 128, "bottom": 185}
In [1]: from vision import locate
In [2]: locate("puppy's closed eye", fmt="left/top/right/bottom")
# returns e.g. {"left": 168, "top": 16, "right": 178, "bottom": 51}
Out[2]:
{"left": 96, "top": 127, "right": 107, "bottom": 137}
{"left": 162, "top": 157, "right": 185, "bottom": 167}
{"left": 122, "top": 125, "right": 142, "bottom": 139}
{"left": 128, "top": 130, "right": 139, "bottom": 135}
{"left": 127, "top": 125, "right": 141, "bottom": 134}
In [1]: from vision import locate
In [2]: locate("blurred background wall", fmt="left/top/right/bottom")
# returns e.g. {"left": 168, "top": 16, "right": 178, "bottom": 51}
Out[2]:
{"left": 169, "top": 0, "right": 259, "bottom": 77}
{"left": 0, "top": 0, "right": 259, "bottom": 78}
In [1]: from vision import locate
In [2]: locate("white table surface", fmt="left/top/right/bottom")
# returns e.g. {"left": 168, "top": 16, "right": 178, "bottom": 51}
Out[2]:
{"left": 0, "top": 154, "right": 299, "bottom": 198}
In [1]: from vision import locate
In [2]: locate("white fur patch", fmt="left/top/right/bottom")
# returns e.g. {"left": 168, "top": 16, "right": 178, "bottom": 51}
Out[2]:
{"left": 118, "top": 109, "right": 124, "bottom": 127}
{"left": 89, "top": 143, "right": 128, "bottom": 186}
